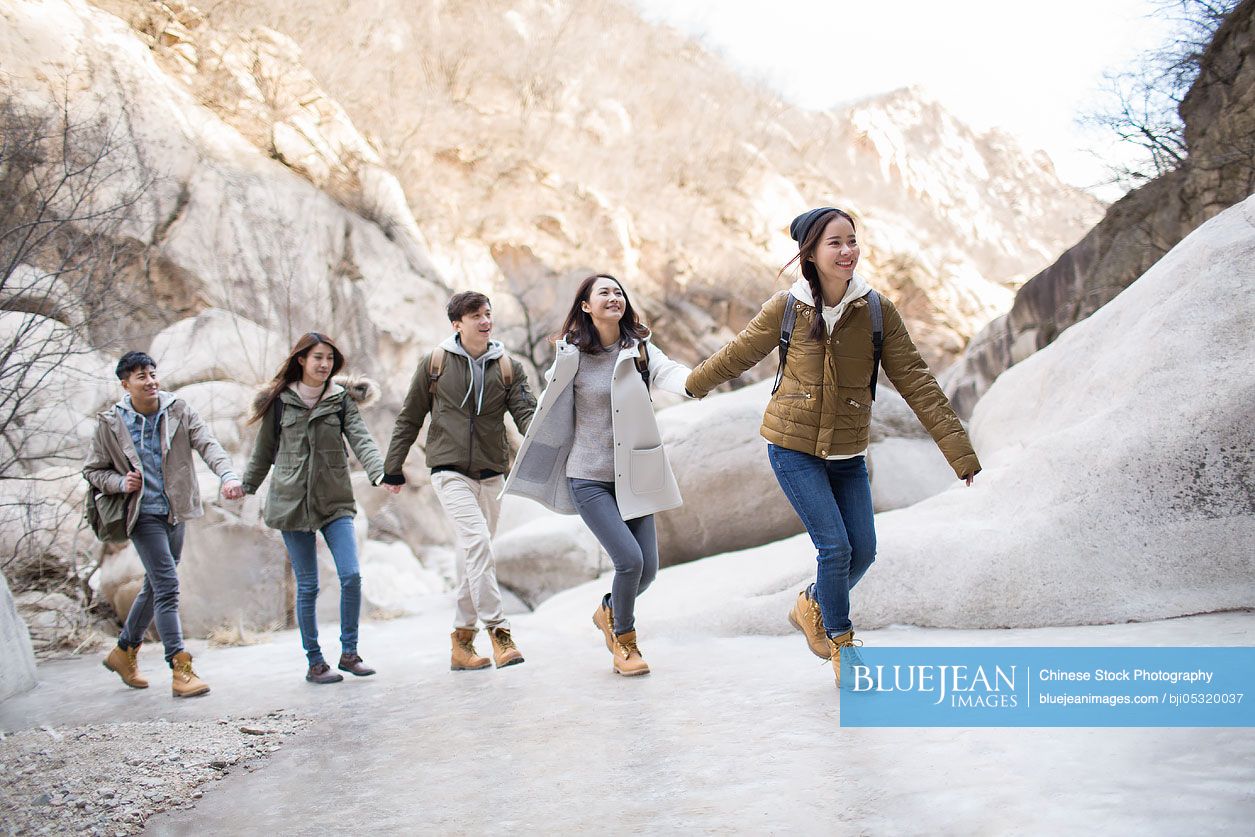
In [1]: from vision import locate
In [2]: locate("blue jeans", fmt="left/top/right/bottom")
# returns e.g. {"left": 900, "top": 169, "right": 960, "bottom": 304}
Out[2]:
{"left": 569, "top": 478, "right": 658, "bottom": 635}
{"left": 767, "top": 445, "right": 876, "bottom": 636}
{"left": 119, "top": 514, "right": 186, "bottom": 663}
{"left": 281, "top": 516, "right": 361, "bottom": 665}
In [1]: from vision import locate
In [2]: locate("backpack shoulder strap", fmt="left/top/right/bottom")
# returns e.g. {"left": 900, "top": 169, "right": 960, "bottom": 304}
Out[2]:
{"left": 867, "top": 291, "right": 884, "bottom": 401}
{"left": 772, "top": 293, "right": 799, "bottom": 395}
{"left": 270, "top": 398, "right": 284, "bottom": 463}
{"left": 499, "top": 351, "right": 514, "bottom": 388}
{"left": 635, "top": 341, "right": 650, "bottom": 392}
{"left": 428, "top": 347, "right": 445, "bottom": 397}
{"left": 338, "top": 394, "right": 348, "bottom": 431}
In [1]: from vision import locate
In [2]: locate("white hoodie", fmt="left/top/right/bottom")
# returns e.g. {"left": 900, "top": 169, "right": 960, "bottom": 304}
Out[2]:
{"left": 789, "top": 272, "right": 872, "bottom": 333}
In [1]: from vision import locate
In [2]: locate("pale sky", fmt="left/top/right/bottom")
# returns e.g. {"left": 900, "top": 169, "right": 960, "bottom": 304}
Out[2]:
{"left": 631, "top": 0, "right": 1175, "bottom": 197}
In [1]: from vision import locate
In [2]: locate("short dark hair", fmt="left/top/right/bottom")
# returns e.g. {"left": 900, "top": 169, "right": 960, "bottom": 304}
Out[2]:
{"left": 447, "top": 291, "right": 491, "bottom": 322}
{"left": 115, "top": 351, "right": 156, "bottom": 380}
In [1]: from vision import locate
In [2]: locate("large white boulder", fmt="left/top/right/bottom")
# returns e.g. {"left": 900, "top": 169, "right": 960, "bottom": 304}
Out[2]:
{"left": 0, "top": 312, "right": 115, "bottom": 471}
{"left": 0, "top": 570, "right": 37, "bottom": 700}
{"left": 149, "top": 309, "right": 287, "bottom": 389}
{"left": 493, "top": 512, "right": 607, "bottom": 608}
{"left": 173, "top": 380, "right": 257, "bottom": 453}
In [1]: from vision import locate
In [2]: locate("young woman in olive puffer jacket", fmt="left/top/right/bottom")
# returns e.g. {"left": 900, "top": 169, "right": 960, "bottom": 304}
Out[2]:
{"left": 242, "top": 332, "right": 386, "bottom": 685}
{"left": 686, "top": 207, "right": 981, "bottom": 686}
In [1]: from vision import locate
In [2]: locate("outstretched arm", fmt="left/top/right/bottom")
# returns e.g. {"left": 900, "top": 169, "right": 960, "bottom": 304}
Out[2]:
{"left": 685, "top": 292, "right": 787, "bottom": 398}
{"left": 183, "top": 403, "right": 244, "bottom": 498}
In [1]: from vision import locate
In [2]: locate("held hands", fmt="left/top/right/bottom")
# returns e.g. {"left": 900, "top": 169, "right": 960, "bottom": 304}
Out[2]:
{"left": 122, "top": 470, "right": 142, "bottom": 493}
{"left": 384, "top": 483, "right": 403, "bottom": 495}
{"left": 221, "top": 479, "right": 245, "bottom": 500}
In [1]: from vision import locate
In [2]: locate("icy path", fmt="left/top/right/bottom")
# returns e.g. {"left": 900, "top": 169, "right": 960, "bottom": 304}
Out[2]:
{"left": 3, "top": 602, "right": 1253, "bottom": 834}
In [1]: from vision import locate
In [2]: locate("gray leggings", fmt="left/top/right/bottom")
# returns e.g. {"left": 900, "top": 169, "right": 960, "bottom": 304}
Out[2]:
{"left": 119, "top": 513, "right": 186, "bottom": 663}
{"left": 569, "top": 478, "right": 658, "bottom": 635}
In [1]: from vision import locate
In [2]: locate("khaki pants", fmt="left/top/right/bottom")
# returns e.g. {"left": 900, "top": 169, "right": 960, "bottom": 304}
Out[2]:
{"left": 430, "top": 471, "right": 508, "bottom": 631}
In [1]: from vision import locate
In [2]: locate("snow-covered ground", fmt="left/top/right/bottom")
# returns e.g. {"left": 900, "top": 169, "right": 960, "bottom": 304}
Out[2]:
{"left": 2, "top": 591, "right": 1252, "bottom": 834}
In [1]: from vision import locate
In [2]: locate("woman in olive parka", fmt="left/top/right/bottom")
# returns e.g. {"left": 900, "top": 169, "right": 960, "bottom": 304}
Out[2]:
{"left": 243, "top": 332, "right": 386, "bottom": 684}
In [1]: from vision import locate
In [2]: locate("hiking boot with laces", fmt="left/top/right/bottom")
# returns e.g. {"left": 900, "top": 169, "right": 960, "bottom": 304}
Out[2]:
{"left": 338, "top": 652, "right": 376, "bottom": 677}
{"left": 103, "top": 643, "right": 148, "bottom": 689}
{"left": 787, "top": 586, "right": 830, "bottom": 660}
{"left": 488, "top": 626, "right": 524, "bottom": 668}
{"left": 305, "top": 661, "right": 344, "bottom": 684}
{"left": 827, "top": 630, "right": 863, "bottom": 687}
{"left": 612, "top": 630, "right": 650, "bottom": 677}
{"left": 170, "top": 650, "right": 210, "bottom": 698}
{"left": 450, "top": 628, "right": 492, "bottom": 671}
{"left": 592, "top": 594, "right": 614, "bottom": 652}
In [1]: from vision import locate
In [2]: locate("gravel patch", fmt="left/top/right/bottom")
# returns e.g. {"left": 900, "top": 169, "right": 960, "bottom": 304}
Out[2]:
{"left": 0, "top": 710, "right": 308, "bottom": 835}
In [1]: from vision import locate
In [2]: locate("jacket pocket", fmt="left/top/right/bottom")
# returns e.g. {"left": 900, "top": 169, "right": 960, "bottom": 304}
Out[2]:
{"left": 629, "top": 445, "right": 667, "bottom": 494}
{"left": 517, "top": 441, "right": 561, "bottom": 484}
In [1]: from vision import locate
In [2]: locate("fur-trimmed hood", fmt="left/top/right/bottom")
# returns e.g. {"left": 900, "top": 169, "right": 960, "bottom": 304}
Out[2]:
{"left": 251, "top": 375, "right": 381, "bottom": 415}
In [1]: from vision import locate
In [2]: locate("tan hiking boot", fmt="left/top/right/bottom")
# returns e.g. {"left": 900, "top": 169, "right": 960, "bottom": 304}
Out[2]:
{"left": 103, "top": 644, "right": 148, "bottom": 689}
{"left": 592, "top": 595, "right": 614, "bottom": 652}
{"left": 612, "top": 630, "right": 650, "bottom": 677}
{"left": 787, "top": 587, "right": 830, "bottom": 660}
{"left": 488, "top": 626, "right": 524, "bottom": 668}
{"left": 827, "top": 630, "right": 863, "bottom": 687}
{"left": 450, "top": 628, "right": 491, "bottom": 671}
{"left": 170, "top": 650, "right": 210, "bottom": 698}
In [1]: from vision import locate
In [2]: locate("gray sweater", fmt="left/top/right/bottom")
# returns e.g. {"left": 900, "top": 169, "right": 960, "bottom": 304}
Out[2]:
{"left": 565, "top": 347, "right": 618, "bottom": 481}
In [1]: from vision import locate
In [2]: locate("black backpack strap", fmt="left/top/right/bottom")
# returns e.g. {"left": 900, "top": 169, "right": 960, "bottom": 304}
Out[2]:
{"left": 635, "top": 342, "right": 651, "bottom": 397}
{"left": 867, "top": 291, "right": 884, "bottom": 401}
{"left": 270, "top": 398, "right": 284, "bottom": 463}
{"left": 772, "top": 293, "right": 798, "bottom": 395}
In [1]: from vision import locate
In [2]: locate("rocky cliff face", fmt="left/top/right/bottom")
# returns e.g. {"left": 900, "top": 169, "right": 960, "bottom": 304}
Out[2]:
{"left": 942, "top": 0, "right": 1255, "bottom": 418}
{"left": 197, "top": 0, "right": 1103, "bottom": 371}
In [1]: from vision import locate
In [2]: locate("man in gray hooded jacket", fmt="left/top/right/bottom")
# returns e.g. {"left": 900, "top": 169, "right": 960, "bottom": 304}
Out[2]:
{"left": 383, "top": 292, "right": 536, "bottom": 671}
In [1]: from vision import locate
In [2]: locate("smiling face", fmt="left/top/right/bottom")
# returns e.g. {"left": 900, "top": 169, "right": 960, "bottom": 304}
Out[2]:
{"left": 581, "top": 276, "right": 626, "bottom": 327}
{"left": 809, "top": 215, "right": 860, "bottom": 285}
{"left": 296, "top": 342, "right": 336, "bottom": 387}
{"left": 453, "top": 302, "right": 493, "bottom": 347}
{"left": 120, "top": 365, "right": 160, "bottom": 410}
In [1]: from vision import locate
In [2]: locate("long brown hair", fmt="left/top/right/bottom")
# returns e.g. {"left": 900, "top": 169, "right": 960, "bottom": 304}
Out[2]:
{"left": 777, "top": 208, "right": 857, "bottom": 342}
{"left": 557, "top": 274, "right": 649, "bottom": 353}
{"left": 248, "top": 332, "right": 346, "bottom": 424}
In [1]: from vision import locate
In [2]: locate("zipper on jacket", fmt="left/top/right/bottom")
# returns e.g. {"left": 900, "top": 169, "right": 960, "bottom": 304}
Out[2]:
{"left": 778, "top": 391, "right": 813, "bottom": 400}
{"left": 467, "top": 415, "right": 476, "bottom": 476}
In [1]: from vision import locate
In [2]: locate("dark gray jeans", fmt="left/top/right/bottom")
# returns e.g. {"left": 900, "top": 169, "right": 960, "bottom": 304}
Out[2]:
{"left": 569, "top": 478, "right": 658, "bottom": 635}
{"left": 118, "top": 513, "right": 186, "bottom": 663}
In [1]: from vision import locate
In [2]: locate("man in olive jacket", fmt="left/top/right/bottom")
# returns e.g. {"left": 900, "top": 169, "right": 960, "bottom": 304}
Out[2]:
{"left": 383, "top": 292, "right": 536, "bottom": 670}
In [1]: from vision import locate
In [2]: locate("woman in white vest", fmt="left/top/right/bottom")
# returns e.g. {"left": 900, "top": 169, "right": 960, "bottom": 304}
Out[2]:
{"left": 503, "top": 274, "right": 691, "bottom": 676}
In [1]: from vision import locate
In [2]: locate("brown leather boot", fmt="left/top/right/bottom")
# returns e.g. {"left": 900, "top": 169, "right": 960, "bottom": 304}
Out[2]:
{"left": 450, "top": 628, "right": 491, "bottom": 671}
{"left": 827, "top": 630, "right": 863, "bottom": 687}
{"left": 338, "top": 653, "right": 376, "bottom": 677}
{"left": 592, "top": 594, "right": 614, "bottom": 652}
{"left": 170, "top": 650, "right": 210, "bottom": 698}
{"left": 612, "top": 630, "right": 650, "bottom": 677}
{"left": 103, "top": 643, "right": 148, "bottom": 689}
{"left": 788, "top": 587, "right": 831, "bottom": 660}
{"left": 488, "top": 626, "right": 524, "bottom": 668}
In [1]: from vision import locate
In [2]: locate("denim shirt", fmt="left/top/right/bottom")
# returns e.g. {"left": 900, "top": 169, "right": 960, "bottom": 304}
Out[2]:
{"left": 120, "top": 395, "right": 173, "bottom": 516}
